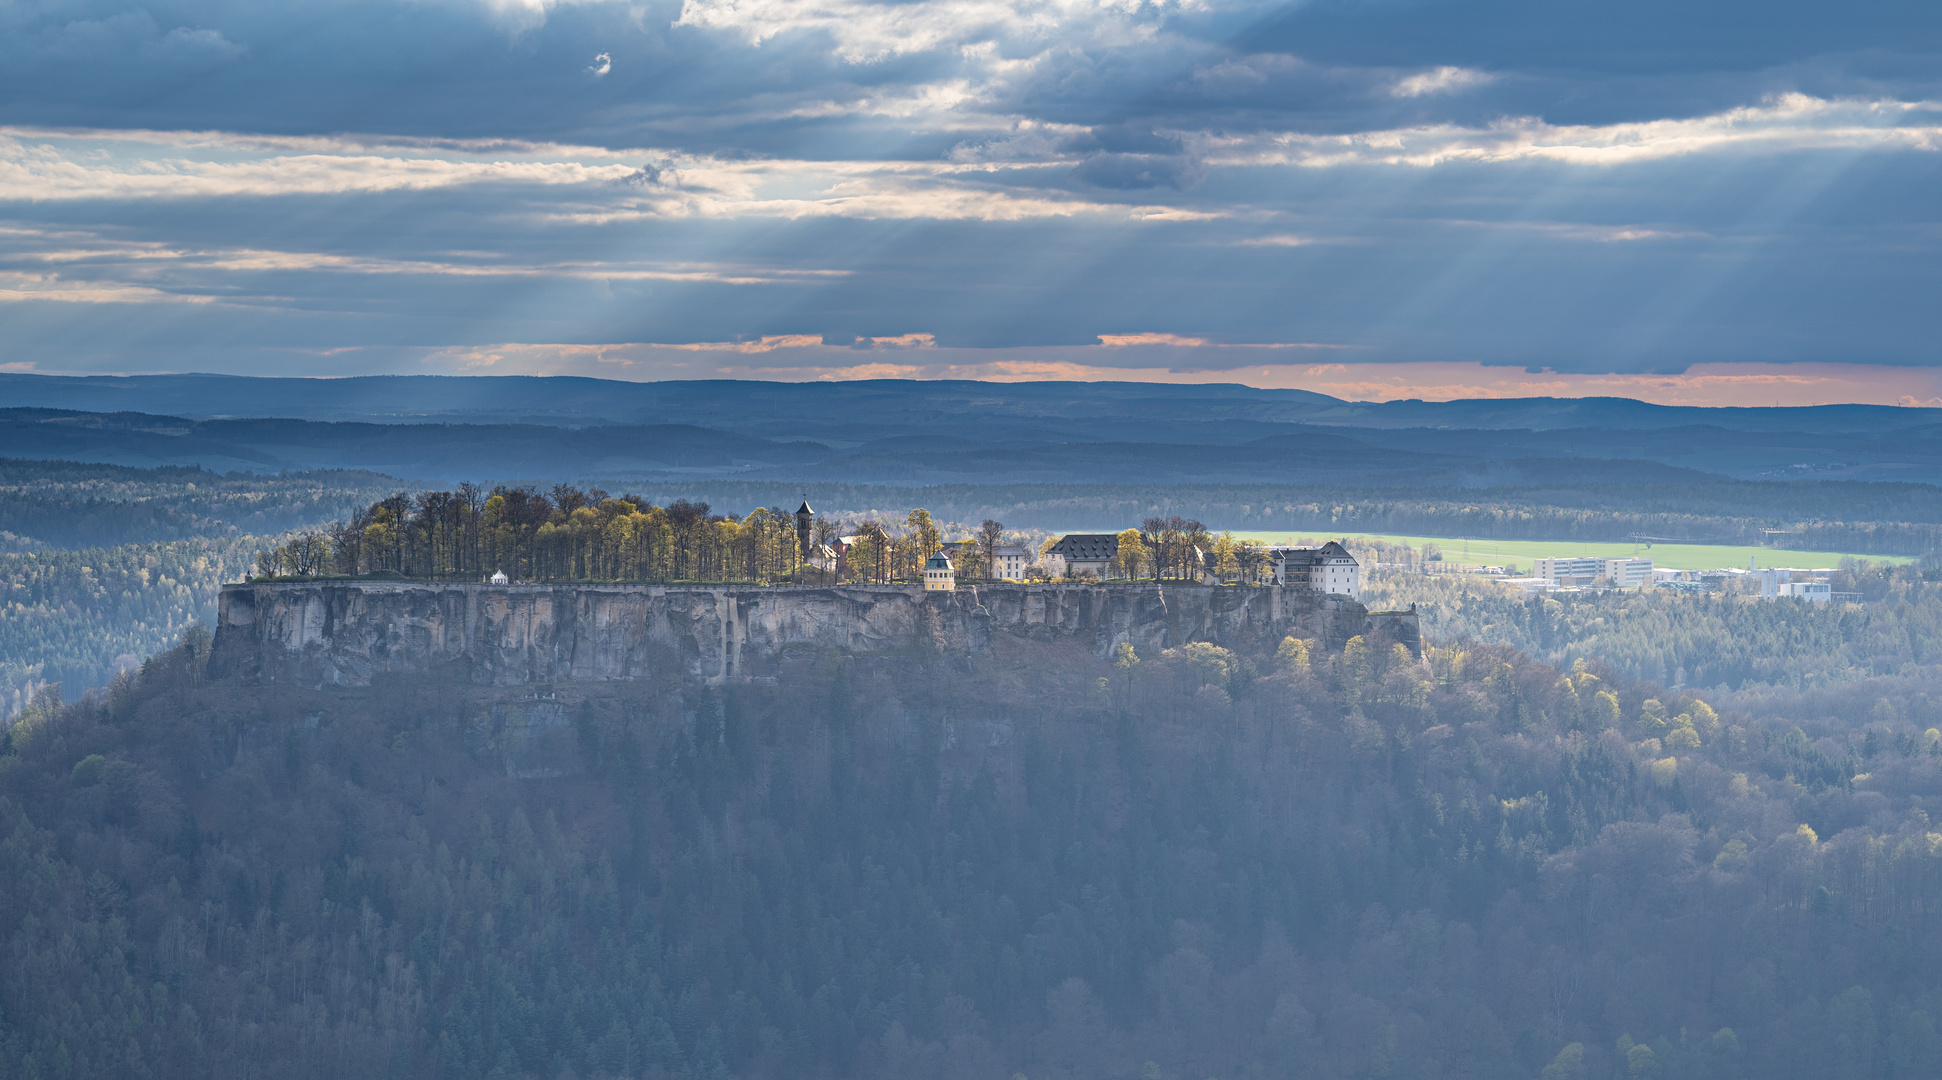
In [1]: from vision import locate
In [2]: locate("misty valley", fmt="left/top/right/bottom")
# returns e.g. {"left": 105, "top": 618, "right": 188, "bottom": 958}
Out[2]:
{"left": 5, "top": 427, "right": 1942, "bottom": 1080}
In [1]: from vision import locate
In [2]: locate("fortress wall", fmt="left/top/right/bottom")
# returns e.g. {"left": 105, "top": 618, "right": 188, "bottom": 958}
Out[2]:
{"left": 211, "top": 581, "right": 1419, "bottom": 688}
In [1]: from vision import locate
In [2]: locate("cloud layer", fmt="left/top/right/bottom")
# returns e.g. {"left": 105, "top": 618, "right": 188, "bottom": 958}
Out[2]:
{"left": 1, "top": 0, "right": 1940, "bottom": 390}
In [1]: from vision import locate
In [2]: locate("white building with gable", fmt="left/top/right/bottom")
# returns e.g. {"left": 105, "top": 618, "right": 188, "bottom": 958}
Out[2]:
{"left": 1266, "top": 541, "right": 1362, "bottom": 601}
{"left": 990, "top": 544, "right": 1032, "bottom": 581}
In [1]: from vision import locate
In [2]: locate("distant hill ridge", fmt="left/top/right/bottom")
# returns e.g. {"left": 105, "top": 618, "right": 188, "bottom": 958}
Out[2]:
{"left": 3, "top": 374, "right": 1940, "bottom": 484}
{"left": 2, "top": 372, "right": 1938, "bottom": 434}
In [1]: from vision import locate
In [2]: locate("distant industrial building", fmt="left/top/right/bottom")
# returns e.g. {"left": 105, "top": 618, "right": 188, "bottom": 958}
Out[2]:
{"left": 1647, "top": 562, "right": 1845, "bottom": 601}
{"left": 1532, "top": 556, "right": 1653, "bottom": 589}
{"left": 1602, "top": 558, "right": 1654, "bottom": 588}
{"left": 1531, "top": 557, "right": 1603, "bottom": 588}
{"left": 1755, "top": 566, "right": 1835, "bottom": 602}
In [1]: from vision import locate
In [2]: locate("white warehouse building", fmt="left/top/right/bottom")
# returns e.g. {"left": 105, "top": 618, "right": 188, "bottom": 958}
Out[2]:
{"left": 1532, "top": 556, "right": 1653, "bottom": 589}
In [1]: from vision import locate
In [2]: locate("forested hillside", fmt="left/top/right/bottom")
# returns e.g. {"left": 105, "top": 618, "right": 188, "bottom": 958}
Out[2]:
{"left": 0, "top": 461, "right": 401, "bottom": 715}
{"left": 0, "top": 539, "right": 263, "bottom": 718}
{"left": 6, "top": 374, "right": 1942, "bottom": 484}
{"left": 2, "top": 372, "right": 1933, "bottom": 435}
{"left": 0, "top": 460, "right": 396, "bottom": 549}
{"left": 15, "top": 455, "right": 1942, "bottom": 1080}
{"left": 1364, "top": 565, "right": 1942, "bottom": 703}
{"left": 4, "top": 621, "right": 1942, "bottom": 1079}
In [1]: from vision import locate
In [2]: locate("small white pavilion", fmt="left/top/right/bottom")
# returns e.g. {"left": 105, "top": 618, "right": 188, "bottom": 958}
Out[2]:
{"left": 923, "top": 552, "right": 955, "bottom": 592}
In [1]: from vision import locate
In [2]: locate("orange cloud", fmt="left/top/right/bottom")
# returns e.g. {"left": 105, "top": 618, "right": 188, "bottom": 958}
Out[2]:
{"left": 817, "top": 363, "right": 924, "bottom": 379}
{"left": 1251, "top": 362, "right": 1942, "bottom": 407}
{"left": 1098, "top": 333, "right": 1356, "bottom": 350}
{"left": 1099, "top": 332, "right": 1211, "bottom": 347}
{"left": 392, "top": 341, "right": 1942, "bottom": 408}
{"left": 660, "top": 334, "right": 825, "bottom": 353}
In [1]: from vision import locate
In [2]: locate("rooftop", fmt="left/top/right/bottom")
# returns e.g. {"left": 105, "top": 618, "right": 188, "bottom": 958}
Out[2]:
{"left": 1049, "top": 534, "right": 1120, "bottom": 560}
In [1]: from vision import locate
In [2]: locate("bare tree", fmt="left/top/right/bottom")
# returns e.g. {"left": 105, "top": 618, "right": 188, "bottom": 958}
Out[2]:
{"left": 812, "top": 517, "right": 843, "bottom": 583}
{"left": 978, "top": 519, "right": 1005, "bottom": 580}
{"left": 297, "top": 533, "right": 332, "bottom": 576}
{"left": 456, "top": 481, "right": 483, "bottom": 574}
{"left": 1141, "top": 517, "right": 1168, "bottom": 581}
{"left": 1183, "top": 518, "right": 1210, "bottom": 581}
{"left": 857, "top": 520, "right": 892, "bottom": 584}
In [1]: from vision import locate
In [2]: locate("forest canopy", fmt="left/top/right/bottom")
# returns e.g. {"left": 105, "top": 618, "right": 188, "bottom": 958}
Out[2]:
{"left": 0, "top": 459, "right": 397, "bottom": 550}
{"left": 255, "top": 486, "right": 1299, "bottom": 587}
{"left": 256, "top": 486, "right": 1068, "bottom": 585}
{"left": 1365, "top": 564, "right": 1942, "bottom": 700}
{"left": 0, "top": 537, "right": 262, "bottom": 719}
{"left": 255, "top": 486, "right": 958, "bottom": 584}
{"left": 6, "top": 603, "right": 1942, "bottom": 1079}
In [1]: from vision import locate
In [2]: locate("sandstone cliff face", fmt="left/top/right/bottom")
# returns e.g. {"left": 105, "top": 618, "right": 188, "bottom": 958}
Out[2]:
{"left": 210, "top": 581, "right": 1418, "bottom": 688}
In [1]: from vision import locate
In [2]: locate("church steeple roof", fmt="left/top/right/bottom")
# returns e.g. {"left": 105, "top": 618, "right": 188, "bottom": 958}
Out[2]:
{"left": 797, "top": 500, "right": 813, "bottom": 516}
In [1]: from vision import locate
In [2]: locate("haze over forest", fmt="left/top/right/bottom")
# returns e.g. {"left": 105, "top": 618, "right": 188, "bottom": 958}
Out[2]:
{"left": 0, "top": 373, "right": 1936, "bottom": 1080}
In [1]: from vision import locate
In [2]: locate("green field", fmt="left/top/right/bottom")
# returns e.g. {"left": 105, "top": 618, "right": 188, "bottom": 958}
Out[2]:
{"left": 1229, "top": 532, "right": 1917, "bottom": 573}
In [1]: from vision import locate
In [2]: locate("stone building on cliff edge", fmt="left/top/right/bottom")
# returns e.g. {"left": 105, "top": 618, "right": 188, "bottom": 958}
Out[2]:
{"left": 1041, "top": 534, "right": 1122, "bottom": 579}
{"left": 792, "top": 503, "right": 1361, "bottom": 599}
{"left": 1042, "top": 533, "right": 1364, "bottom": 601}
{"left": 797, "top": 500, "right": 851, "bottom": 580}
{"left": 1265, "top": 541, "right": 1362, "bottom": 601}
{"left": 924, "top": 551, "right": 955, "bottom": 591}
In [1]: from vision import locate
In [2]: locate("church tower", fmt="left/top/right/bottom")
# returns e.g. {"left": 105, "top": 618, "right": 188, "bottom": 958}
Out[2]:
{"left": 796, "top": 499, "right": 814, "bottom": 561}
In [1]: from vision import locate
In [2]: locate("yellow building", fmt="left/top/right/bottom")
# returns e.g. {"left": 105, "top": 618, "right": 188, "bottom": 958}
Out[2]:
{"left": 923, "top": 551, "right": 955, "bottom": 591}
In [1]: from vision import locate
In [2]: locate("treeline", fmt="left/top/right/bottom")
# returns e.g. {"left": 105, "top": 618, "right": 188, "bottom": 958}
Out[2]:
{"left": 628, "top": 481, "right": 1942, "bottom": 555}
{"left": 9, "top": 615, "right": 1942, "bottom": 1076}
{"left": 258, "top": 490, "right": 1313, "bottom": 585}
{"left": 1087, "top": 520, "right": 1281, "bottom": 582}
{"left": 260, "top": 486, "right": 1008, "bottom": 584}
{"left": 0, "top": 458, "right": 398, "bottom": 548}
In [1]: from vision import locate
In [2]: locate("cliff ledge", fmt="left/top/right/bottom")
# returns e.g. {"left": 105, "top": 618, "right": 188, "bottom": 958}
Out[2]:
{"left": 211, "top": 581, "right": 1421, "bottom": 688}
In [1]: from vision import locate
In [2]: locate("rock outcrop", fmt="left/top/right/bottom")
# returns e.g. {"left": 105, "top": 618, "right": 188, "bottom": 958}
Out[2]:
{"left": 210, "top": 581, "right": 1420, "bottom": 688}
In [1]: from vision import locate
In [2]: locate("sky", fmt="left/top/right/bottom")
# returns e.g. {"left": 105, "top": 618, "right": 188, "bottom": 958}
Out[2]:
{"left": 1, "top": 0, "right": 1940, "bottom": 404}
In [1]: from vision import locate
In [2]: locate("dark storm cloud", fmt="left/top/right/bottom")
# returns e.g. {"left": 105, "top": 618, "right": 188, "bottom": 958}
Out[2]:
{"left": 3, "top": 0, "right": 1929, "bottom": 148}
{"left": 0, "top": 0, "right": 1939, "bottom": 378}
